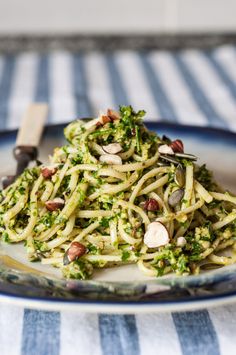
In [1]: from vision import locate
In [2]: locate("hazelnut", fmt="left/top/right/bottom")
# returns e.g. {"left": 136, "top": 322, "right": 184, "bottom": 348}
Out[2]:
{"left": 170, "top": 139, "right": 184, "bottom": 153}
{"left": 143, "top": 199, "right": 159, "bottom": 211}
{"left": 63, "top": 242, "right": 86, "bottom": 265}
{"left": 45, "top": 197, "right": 65, "bottom": 211}
{"left": 41, "top": 167, "right": 57, "bottom": 179}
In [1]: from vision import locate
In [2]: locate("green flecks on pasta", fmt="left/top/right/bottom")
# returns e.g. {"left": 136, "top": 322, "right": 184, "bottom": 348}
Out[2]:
{"left": 0, "top": 106, "right": 236, "bottom": 279}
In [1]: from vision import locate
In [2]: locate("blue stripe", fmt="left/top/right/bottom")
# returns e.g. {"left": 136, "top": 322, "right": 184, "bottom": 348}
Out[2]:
{"left": 72, "top": 53, "right": 92, "bottom": 117}
{"left": 139, "top": 53, "right": 178, "bottom": 122}
{"left": 21, "top": 309, "right": 60, "bottom": 355}
{"left": 99, "top": 314, "right": 140, "bottom": 355}
{"left": 172, "top": 310, "right": 220, "bottom": 355}
{"left": 204, "top": 51, "right": 236, "bottom": 101}
{"left": 0, "top": 55, "right": 16, "bottom": 129}
{"left": 173, "top": 53, "right": 228, "bottom": 129}
{"left": 105, "top": 54, "right": 129, "bottom": 107}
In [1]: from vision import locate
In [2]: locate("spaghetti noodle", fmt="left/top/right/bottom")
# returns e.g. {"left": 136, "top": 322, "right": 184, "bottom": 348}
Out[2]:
{"left": 0, "top": 106, "right": 236, "bottom": 280}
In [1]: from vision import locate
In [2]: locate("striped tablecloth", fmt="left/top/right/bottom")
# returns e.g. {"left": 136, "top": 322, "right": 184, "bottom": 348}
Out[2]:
{"left": 0, "top": 44, "right": 236, "bottom": 355}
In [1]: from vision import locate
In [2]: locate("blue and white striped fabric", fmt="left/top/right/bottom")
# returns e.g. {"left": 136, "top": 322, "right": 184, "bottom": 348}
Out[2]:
{"left": 0, "top": 45, "right": 236, "bottom": 130}
{"left": 0, "top": 45, "right": 236, "bottom": 355}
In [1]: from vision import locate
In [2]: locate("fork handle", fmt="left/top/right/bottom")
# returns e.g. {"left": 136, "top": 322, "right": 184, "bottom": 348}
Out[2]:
{"left": 14, "top": 146, "right": 38, "bottom": 176}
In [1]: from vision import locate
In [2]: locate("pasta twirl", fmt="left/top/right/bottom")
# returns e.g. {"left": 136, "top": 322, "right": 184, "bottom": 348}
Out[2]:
{"left": 0, "top": 106, "right": 236, "bottom": 280}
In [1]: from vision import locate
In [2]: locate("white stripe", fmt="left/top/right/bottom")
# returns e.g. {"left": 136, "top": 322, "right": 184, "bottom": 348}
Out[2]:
{"left": 8, "top": 53, "right": 38, "bottom": 129}
{"left": 84, "top": 52, "right": 114, "bottom": 115}
{"left": 115, "top": 51, "right": 160, "bottom": 120}
{"left": 60, "top": 312, "right": 102, "bottom": 355}
{"left": 182, "top": 50, "right": 236, "bottom": 130}
{"left": 50, "top": 51, "right": 76, "bottom": 123}
{"left": 136, "top": 313, "right": 182, "bottom": 355}
{"left": 0, "top": 304, "right": 24, "bottom": 355}
{"left": 149, "top": 51, "right": 207, "bottom": 126}
{"left": 213, "top": 45, "right": 236, "bottom": 83}
{"left": 209, "top": 305, "right": 236, "bottom": 355}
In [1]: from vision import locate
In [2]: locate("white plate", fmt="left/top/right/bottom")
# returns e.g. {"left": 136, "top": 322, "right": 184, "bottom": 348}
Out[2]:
{"left": 1, "top": 122, "right": 236, "bottom": 313}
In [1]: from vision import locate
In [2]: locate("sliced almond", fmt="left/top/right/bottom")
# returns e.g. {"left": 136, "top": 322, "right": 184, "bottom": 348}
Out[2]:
{"left": 45, "top": 197, "right": 65, "bottom": 211}
{"left": 158, "top": 144, "right": 174, "bottom": 155}
{"left": 102, "top": 143, "right": 122, "bottom": 155}
{"left": 99, "top": 154, "right": 122, "bottom": 165}
{"left": 144, "top": 222, "right": 170, "bottom": 248}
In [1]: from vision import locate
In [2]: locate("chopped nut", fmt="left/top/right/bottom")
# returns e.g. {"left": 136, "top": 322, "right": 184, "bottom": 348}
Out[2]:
{"left": 63, "top": 242, "right": 86, "bottom": 265}
{"left": 144, "top": 222, "right": 170, "bottom": 248}
{"left": 45, "top": 197, "right": 65, "bottom": 211}
{"left": 101, "top": 115, "right": 112, "bottom": 124}
{"left": 107, "top": 109, "right": 120, "bottom": 121}
{"left": 99, "top": 154, "right": 122, "bottom": 165}
{"left": 158, "top": 144, "right": 174, "bottom": 155}
{"left": 102, "top": 143, "right": 122, "bottom": 155}
{"left": 170, "top": 139, "right": 184, "bottom": 153}
{"left": 143, "top": 199, "right": 159, "bottom": 211}
{"left": 41, "top": 167, "right": 57, "bottom": 179}
{"left": 176, "top": 236, "right": 187, "bottom": 247}
{"left": 95, "top": 121, "right": 103, "bottom": 128}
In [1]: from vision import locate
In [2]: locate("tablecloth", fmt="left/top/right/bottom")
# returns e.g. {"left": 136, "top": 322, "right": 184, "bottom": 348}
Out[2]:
{"left": 0, "top": 44, "right": 236, "bottom": 355}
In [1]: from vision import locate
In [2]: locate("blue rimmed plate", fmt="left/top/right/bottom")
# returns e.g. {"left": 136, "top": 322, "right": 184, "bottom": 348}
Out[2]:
{"left": 0, "top": 122, "right": 236, "bottom": 313}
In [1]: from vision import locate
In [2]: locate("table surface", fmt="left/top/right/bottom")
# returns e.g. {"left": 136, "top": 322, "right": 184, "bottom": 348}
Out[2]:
{"left": 0, "top": 44, "right": 236, "bottom": 355}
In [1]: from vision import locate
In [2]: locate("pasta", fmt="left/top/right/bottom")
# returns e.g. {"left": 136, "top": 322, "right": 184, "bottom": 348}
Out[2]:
{"left": 0, "top": 106, "right": 236, "bottom": 280}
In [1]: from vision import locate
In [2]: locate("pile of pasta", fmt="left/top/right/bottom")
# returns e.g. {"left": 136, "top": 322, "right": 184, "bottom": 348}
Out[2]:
{"left": 0, "top": 106, "right": 236, "bottom": 279}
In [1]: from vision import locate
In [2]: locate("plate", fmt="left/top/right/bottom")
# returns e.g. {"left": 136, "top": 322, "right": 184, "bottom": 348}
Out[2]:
{"left": 1, "top": 122, "right": 236, "bottom": 313}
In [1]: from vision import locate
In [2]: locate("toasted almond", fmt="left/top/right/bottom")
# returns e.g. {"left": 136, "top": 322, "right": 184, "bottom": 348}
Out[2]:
{"left": 158, "top": 144, "right": 174, "bottom": 155}
{"left": 45, "top": 197, "right": 65, "bottom": 211}
{"left": 102, "top": 143, "right": 122, "bottom": 155}
{"left": 144, "top": 222, "right": 170, "bottom": 248}
{"left": 99, "top": 154, "right": 122, "bottom": 165}
{"left": 63, "top": 242, "right": 86, "bottom": 265}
